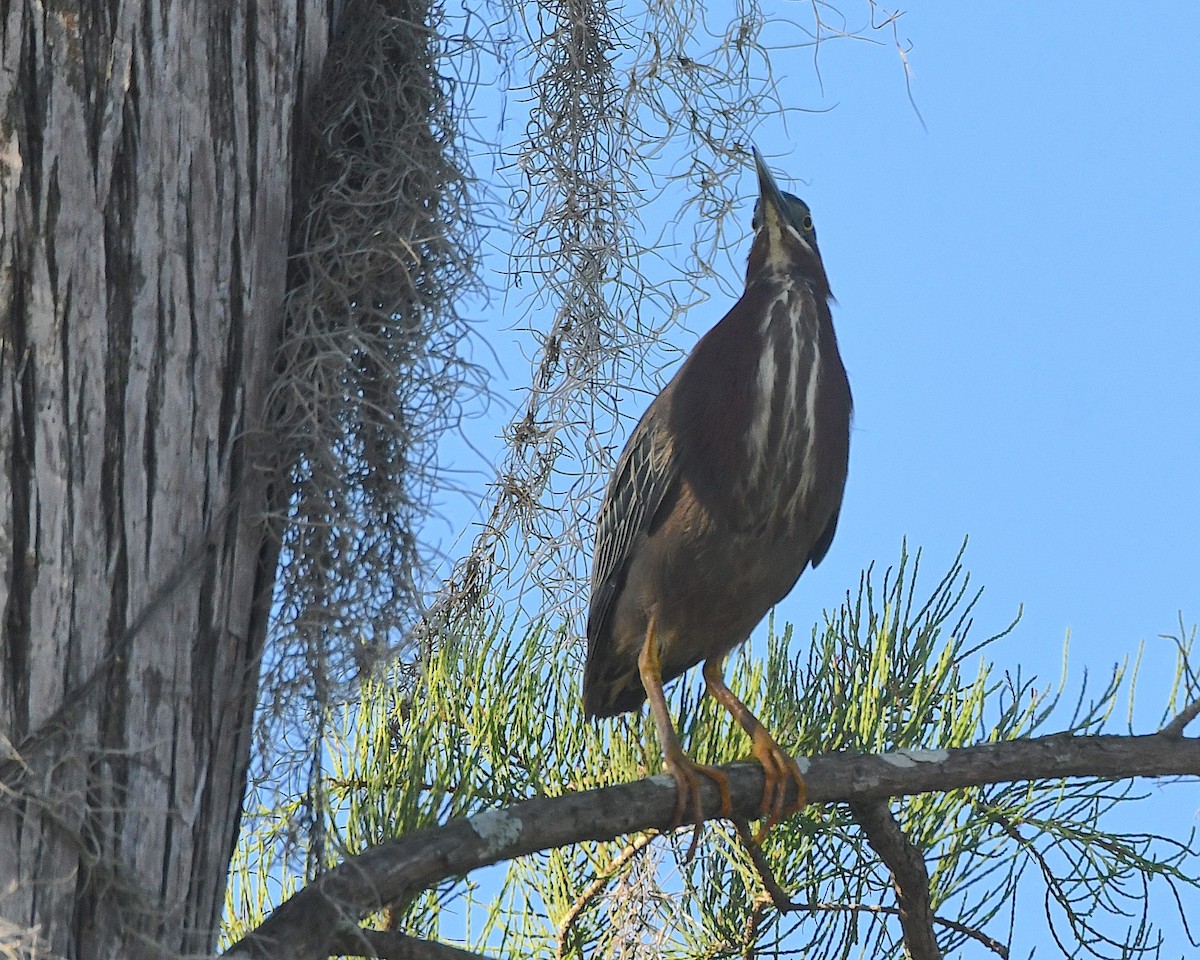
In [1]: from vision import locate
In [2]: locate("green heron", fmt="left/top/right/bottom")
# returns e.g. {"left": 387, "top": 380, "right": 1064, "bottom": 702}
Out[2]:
{"left": 583, "top": 149, "right": 852, "bottom": 838}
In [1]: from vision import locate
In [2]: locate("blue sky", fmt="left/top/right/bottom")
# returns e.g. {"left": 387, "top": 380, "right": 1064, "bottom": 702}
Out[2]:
{"left": 777, "top": 4, "right": 1200, "bottom": 702}
{"left": 430, "top": 2, "right": 1200, "bottom": 953}
{"left": 442, "top": 2, "right": 1200, "bottom": 682}
{"left": 775, "top": 10, "right": 1200, "bottom": 949}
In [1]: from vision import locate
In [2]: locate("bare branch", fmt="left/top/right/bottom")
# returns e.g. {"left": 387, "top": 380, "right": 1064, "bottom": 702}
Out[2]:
{"left": 556, "top": 833, "right": 657, "bottom": 959}
{"left": 731, "top": 817, "right": 797, "bottom": 913}
{"left": 848, "top": 799, "right": 940, "bottom": 960}
{"left": 1161, "top": 696, "right": 1200, "bottom": 738}
{"left": 734, "top": 817, "right": 1004, "bottom": 958}
{"left": 326, "top": 927, "right": 493, "bottom": 960}
{"left": 224, "top": 730, "right": 1200, "bottom": 959}
{"left": 780, "top": 903, "right": 1008, "bottom": 958}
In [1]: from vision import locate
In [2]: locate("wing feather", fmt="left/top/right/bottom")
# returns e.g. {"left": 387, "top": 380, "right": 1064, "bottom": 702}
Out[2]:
{"left": 584, "top": 409, "right": 679, "bottom": 711}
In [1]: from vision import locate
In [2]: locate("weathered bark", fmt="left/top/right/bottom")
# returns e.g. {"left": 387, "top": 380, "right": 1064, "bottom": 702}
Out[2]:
{"left": 0, "top": 2, "right": 327, "bottom": 956}
{"left": 226, "top": 730, "right": 1200, "bottom": 960}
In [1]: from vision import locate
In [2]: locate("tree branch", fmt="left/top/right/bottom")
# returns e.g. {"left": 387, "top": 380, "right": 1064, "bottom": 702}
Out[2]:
{"left": 223, "top": 730, "right": 1200, "bottom": 960}
{"left": 731, "top": 818, "right": 1005, "bottom": 958}
{"left": 556, "top": 833, "right": 657, "bottom": 959}
{"left": 328, "top": 926, "right": 493, "bottom": 960}
{"left": 848, "top": 799, "right": 940, "bottom": 960}
{"left": 1161, "top": 695, "right": 1200, "bottom": 738}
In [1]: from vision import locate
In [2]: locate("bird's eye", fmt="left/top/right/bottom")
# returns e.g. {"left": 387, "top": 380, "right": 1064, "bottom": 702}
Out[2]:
{"left": 802, "top": 215, "right": 814, "bottom": 232}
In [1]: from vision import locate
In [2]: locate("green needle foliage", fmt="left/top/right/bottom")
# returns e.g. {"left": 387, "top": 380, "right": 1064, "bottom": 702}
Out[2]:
{"left": 223, "top": 547, "right": 1199, "bottom": 958}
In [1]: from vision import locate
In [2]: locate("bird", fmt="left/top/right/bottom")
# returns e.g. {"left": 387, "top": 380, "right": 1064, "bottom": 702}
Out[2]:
{"left": 583, "top": 148, "right": 852, "bottom": 841}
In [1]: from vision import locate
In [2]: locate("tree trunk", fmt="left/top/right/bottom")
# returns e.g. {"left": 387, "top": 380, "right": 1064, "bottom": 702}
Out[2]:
{"left": 0, "top": 2, "right": 326, "bottom": 955}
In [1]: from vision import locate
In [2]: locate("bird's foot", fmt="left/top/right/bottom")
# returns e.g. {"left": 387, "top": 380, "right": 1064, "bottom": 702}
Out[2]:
{"left": 663, "top": 749, "right": 734, "bottom": 860}
{"left": 749, "top": 727, "right": 807, "bottom": 843}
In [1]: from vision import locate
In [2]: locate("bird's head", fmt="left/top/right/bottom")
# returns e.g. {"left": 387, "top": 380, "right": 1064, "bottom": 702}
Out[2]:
{"left": 747, "top": 148, "right": 829, "bottom": 293}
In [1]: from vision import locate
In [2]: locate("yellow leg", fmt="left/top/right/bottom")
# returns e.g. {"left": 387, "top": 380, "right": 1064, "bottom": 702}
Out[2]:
{"left": 638, "top": 615, "right": 734, "bottom": 845}
{"left": 702, "top": 658, "right": 806, "bottom": 840}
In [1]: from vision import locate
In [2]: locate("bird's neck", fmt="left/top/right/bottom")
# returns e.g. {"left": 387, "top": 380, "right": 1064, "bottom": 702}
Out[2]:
{"left": 744, "top": 235, "right": 831, "bottom": 301}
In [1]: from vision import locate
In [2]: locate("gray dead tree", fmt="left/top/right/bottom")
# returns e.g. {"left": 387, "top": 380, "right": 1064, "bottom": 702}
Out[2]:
{"left": 0, "top": 2, "right": 321, "bottom": 955}
{"left": 0, "top": 0, "right": 475, "bottom": 955}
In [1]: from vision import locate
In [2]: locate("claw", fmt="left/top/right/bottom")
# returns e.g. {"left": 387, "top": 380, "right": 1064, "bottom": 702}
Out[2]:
{"left": 636, "top": 622, "right": 805, "bottom": 858}
{"left": 662, "top": 749, "right": 734, "bottom": 859}
{"left": 749, "top": 724, "right": 806, "bottom": 842}
{"left": 702, "top": 658, "right": 807, "bottom": 842}
{"left": 638, "top": 616, "right": 735, "bottom": 859}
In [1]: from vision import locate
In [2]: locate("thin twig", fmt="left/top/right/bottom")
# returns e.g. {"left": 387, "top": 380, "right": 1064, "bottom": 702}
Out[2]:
{"left": 731, "top": 818, "right": 796, "bottom": 911}
{"left": 1161, "top": 696, "right": 1200, "bottom": 738}
{"left": 731, "top": 819, "right": 1007, "bottom": 958}
{"left": 739, "top": 895, "right": 773, "bottom": 959}
{"left": 555, "top": 833, "right": 657, "bottom": 960}
{"left": 790, "top": 903, "right": 1008, "bottom": 958}
{"left": 986, "top": 810, "right": 1149, "bottom": 958}
{"left": 849, "top": 799, "right": 941, "bottom": 960}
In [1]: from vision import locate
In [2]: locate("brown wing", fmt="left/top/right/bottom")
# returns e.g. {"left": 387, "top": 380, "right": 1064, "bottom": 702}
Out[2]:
{"left": 584, "top": 406, "right": 679, "bottom": 715}
{"left": 807, "top": 505, "right": 841, "bottom": 569}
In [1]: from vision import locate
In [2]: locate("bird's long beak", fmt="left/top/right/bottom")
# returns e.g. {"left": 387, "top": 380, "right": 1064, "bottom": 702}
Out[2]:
{"left": 753, "top": 147, "right": 790, "bottom": 233}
